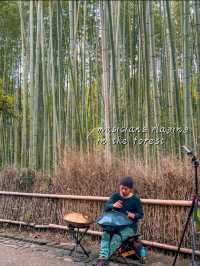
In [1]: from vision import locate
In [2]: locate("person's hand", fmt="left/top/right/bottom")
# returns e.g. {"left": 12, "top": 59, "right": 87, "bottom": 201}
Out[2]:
{"left": 113, "top": 200, "right": 123, "bottom": 208}
{"left": 127, "top": 212, "right": 136, "bottom": 219}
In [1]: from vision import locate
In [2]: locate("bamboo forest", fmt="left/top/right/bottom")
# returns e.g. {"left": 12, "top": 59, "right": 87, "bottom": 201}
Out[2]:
{"left": 1, "top": 0, "right": 200, "bottom": 172}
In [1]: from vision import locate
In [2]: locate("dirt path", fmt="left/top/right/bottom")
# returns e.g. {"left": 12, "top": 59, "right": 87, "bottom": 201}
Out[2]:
{"left": 0, "top": 237, "right": 81, "bottom": 266}
{"left": 0, "top": 234, "right": 191, "bottom": 266}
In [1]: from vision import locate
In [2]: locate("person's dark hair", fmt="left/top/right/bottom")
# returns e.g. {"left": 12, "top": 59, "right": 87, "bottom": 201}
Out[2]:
{"left": 119, "top": 176, "right": 134, "bottom": 189}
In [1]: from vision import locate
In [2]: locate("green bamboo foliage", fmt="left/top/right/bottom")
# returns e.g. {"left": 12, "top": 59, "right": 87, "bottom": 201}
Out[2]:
{"left": 1, "top": 1, "right": 200, "bottom": 171}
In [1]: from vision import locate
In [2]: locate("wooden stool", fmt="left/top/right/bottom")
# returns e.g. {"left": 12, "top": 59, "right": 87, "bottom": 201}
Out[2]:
{"left": 64, "top": 212, "right": 93, "bottom": 258}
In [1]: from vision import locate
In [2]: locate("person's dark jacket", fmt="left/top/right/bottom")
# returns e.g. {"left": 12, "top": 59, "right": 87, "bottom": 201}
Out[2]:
{"left": 104, "top": 192, "right": 144, "bottom": 232}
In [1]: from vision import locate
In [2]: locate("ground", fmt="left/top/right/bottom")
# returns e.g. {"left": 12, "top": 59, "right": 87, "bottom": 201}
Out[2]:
{"left": 0, "top": 227, "right": 191, "bottom": 266}
{"left": 0, "top": 236, "right": 80, "bottom": 266}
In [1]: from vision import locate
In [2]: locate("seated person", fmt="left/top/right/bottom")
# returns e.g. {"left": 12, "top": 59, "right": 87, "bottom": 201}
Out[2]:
{"left": 96, "top": 176, "right": 144, "bottom": 266}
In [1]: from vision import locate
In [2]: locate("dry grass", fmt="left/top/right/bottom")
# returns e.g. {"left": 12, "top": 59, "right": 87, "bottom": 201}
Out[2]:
{"left": 53, "top": 151, "right": 194, "bottom": 200}
{"left": 0, "top": 151, "right": 195, "bottom": 199}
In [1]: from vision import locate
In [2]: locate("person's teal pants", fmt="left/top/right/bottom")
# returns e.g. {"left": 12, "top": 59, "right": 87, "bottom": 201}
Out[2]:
{"left": 99, "top": 227, "right": 135, "bottom": 259}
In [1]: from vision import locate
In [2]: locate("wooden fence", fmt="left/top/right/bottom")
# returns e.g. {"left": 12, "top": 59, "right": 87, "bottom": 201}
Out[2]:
{"left": 0, "top": 191, "right": 199, "bottom": 255}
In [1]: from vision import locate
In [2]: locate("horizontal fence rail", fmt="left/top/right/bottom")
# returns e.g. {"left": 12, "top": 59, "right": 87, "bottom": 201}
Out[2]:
{"left": 0, "top": 191, "right": 199, "bottom": 256}
{"left": 0, "top": 191, "right": 193, "bottom": 206}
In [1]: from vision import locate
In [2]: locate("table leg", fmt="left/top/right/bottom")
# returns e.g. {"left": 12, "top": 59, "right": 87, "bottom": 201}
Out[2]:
{"left": 68, "top": 226, "right": 90, "bottom": 258}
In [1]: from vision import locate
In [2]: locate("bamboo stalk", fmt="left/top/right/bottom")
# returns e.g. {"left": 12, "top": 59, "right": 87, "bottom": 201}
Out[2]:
{"left": 29, "top": 0, "right": 34, "bottom": 169}
{"left": 99, "top": 1, "right": 111, "bottom": 163}
{"left": 49, "top": 0, "right": 58, "bottom": 172}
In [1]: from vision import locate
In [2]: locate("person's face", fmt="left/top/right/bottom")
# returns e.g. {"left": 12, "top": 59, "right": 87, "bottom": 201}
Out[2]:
{"left": 119, "top": 185, "right": 132, "bottom": 197}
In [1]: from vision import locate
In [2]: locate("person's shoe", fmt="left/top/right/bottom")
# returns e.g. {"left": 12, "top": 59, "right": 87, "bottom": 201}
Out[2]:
{"left": 96, "top": 257, "right": 109, "bottom": 266}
